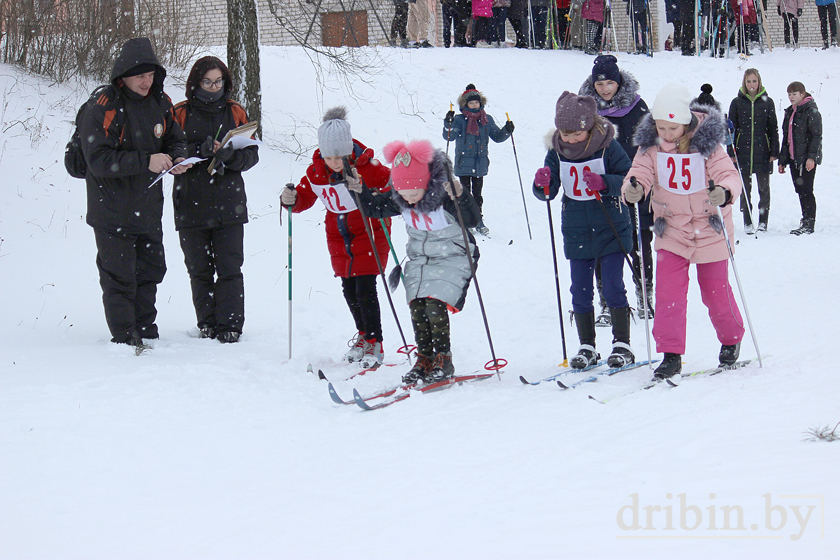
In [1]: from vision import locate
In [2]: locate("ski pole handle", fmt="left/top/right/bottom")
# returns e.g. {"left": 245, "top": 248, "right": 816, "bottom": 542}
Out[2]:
{"left": 506, "top": 112, "right": 511, "bottom": 122}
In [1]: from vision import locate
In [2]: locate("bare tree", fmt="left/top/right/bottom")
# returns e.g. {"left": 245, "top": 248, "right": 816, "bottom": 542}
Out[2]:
{"left": 227, "top": 0, "right": 262, "bottom": 139}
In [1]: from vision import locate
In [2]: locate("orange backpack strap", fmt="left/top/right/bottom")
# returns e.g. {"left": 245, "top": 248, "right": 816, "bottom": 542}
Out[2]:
{"left": 228, "top": 100, "right": 250, "bottom": 128}
{"left": 173, "top": 100, "right": 188, "bottom": 129}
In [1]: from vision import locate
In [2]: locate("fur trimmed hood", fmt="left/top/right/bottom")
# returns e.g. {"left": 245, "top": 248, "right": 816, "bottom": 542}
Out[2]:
{"left": 632, "top": 101, "right": 727, "bottom": 158}
{"left": 457, "top": 88, "right": 488, "bottom": 109}
{"left": 390, "top": 149, "right": 453, "bottom": 215}
{"left": 578, "top": 69, "right": 641, "bottom": 112}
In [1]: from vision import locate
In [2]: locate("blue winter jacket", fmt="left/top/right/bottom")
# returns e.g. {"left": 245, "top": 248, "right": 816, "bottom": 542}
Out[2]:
{"left": 442, "top": 111, "right": 511, "bottom": 177}
{"left": 815, "top": 0, "right": 835, "bottom": 7}
{"left": 533, "top": 138, "right": 633, "bottom": 260}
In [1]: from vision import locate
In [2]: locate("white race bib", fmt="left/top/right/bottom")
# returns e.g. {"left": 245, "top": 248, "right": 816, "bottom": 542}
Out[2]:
{"left": 560, "top": 157, "right": 606, "bottom": 201}
{"left": 656, "top": 153, "right": 706, "bottom": 195}
{"left": 401, "top": 206, "right": 449, "bottom": 231}
{"left": 315, "top": 182, "right": 358, "bottom": 214}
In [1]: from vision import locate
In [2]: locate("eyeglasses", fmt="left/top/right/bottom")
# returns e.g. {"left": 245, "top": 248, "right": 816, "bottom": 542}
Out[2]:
{"left": 200, "top": 78, "right": 225, "bottom": 89}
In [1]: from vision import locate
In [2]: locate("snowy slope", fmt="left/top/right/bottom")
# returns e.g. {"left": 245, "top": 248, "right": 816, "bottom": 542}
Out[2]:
{"left": 1, "top": 46, "right": 838, "bottom": 559}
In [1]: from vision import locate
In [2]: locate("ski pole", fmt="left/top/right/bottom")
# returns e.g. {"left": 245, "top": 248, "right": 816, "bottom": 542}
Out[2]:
{"left": 378, "top": 218, "right": 406, "bottom": 291}
{"left": 282, "top": 183, "right": 295, "bottom": 359}
{"left": 592, "top": 190, "right": 641, "bottom": 286}
{"left": 443, "top": 160, "right": 507, "bottom": 377}
{"left": 630, "top": 178, "right": 652, "bottom": 366}
{"left": 539, "top": 176, "right": 569, "bottom": 367}
{"left": 708, "top": 180, "right": 761, "bottom": 367}
{"left": 506, "top": 112, "right": 532, "bottom": 240}
{"left": 343, "top": 158, "right": 414, "bottom": 358}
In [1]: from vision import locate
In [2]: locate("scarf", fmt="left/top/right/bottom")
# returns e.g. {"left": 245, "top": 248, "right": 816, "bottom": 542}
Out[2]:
{"left": 552, "top": 117, "right": 615, "bottom": 161}
{"left": 597, "top": 95, "right": 640, "bottom": 119}
{"left": 788, "top": 96, "right": 812, "bottom": 160}
{"left": 461, "top": 107, "right": 488, "bottom": 136}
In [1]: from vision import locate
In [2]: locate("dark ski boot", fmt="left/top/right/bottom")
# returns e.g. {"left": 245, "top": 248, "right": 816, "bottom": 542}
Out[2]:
{"left": 607, "top": 307, "right": 635, "bottom": 368}
{"left": 653, "top": 353, "right": 682, "bottom": 380}
{"left": 571, "top": 311, "right": 600, "bottom": 369}
{"left": 424, "top": 351, "right": 455, "bottom": 383}
{"left": 719, "top": 342, "right": 741, "bottom": 367}
{"left": 402, "top": 353, "right": 433, "bottom": 384}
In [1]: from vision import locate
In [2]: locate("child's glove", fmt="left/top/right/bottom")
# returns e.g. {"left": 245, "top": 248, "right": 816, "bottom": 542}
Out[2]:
{"left": 444, "top": 110, "right": 455, "bottom": 125}
{"left": 797, "top": 8, "right": 802, "bottom": 17}
{"left": 444, "top": 180, "right": 463, "bottom": 200}
{"left": 504, "top": 120, "right": 515, "bottom": 133}
{"left": 582, "top": 169, "right": 605, "bottom": 192}
{"left": 280, "top": 186, "right": 297, "bottom": 206}
{"left": 345, "top": 168, "right": 363, "bottom": 193}
{"left": 623, "top": 181, "right": 644, "bottom": 204}
{"left": 534, "top": 166, "right": 552, "bottom": 188}
{"left": 708, "top": 185, "right": 729, "bottom": 207}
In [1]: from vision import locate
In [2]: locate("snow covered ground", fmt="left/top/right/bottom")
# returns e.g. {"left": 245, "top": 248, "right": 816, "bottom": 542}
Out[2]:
{"left": 1, "top": 45, "right": 838, "bottom": 559}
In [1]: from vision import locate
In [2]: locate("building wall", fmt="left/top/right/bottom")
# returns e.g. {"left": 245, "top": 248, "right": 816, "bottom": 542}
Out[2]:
{"left": 190, "top": 0, "right": 831, "bottom": 51}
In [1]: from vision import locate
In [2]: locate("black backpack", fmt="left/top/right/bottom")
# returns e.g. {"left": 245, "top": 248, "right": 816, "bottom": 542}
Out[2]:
{"left": 64, "top": 85, "right": 119, "bottom": 179}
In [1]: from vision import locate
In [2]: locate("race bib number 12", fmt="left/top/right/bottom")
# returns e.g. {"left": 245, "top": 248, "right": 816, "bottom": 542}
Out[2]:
{"left": 316, "top": 182, "right": 358, "bottom": 214}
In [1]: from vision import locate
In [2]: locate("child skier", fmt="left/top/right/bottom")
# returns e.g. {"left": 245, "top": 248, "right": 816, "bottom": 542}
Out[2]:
{"left": 532, "top": 92, "right": 635, "bottom": 370}
{"left": 280, "top": 107, "right": 392, "bottom": 368}
{"left": 351, "top": 139, "right": 481, "bottom": 384}
{"left": 622, "top": 83, "right": 744, "bottom": 379}
{"left": 442, "top": 84, "right": 514, "bottom": 236}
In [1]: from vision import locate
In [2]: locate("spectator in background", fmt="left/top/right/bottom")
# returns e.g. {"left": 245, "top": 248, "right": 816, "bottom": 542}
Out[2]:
{"left": 557, "top": 0, "right": 572, "bottom": 47}
{"left": 581, "top": 0, "right": 605, "bottom": 54}
{"left": 391, "top": 0, "right": 410, "bottom": 46}
{"left": 815, "top": 0, "right": 838, "bottom": 48}
{"left": 529, "top": 0, "right": 551, "bottom": 48}
{"left": 509, "top": 0, "right": 529, "bottom": 47}
{"left": 777, "top": 0, "right": 803, "bottom": 47}
{"left": 474, "top": 0, "right": 495, "bottom": 46}
{"left": 408, "top": 0, "right": 434, "bottom": 47}
{"left": 489, "top": 0, "right": 512, "bottom": 47}
{"left": 626, "top": 0, "right": 650, "bottom": 53}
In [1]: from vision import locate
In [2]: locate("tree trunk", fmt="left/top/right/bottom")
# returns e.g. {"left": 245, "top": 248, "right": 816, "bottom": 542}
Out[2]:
{"left": 227, "top": 0, "right": 262, "bottom": 139}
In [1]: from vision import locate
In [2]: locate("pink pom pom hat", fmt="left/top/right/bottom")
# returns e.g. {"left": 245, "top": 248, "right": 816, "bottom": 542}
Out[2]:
{"left": 382, "top": 139, "right": 434, "bottom": 191}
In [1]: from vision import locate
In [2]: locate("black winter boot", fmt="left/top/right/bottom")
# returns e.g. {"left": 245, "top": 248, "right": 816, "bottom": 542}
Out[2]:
{"left": 608, "top": 307, "right": 635, "bottom": 368}
{"left": 719, "top": 342, "right": 741, "bottom": 367}
{"left": 425, "top": 351, "right": 455, "bottom": 383}
{"left": 571, "top": 311, "right": 600, "bottom": 369}
{"left": 595, "top": 278, "right": 611, "bottom": 327}
{"left": 653, "top": 353, "right": 682, "bottom": 380}
{"left": 402, "top": 353, "right": 433, "bottom": 384}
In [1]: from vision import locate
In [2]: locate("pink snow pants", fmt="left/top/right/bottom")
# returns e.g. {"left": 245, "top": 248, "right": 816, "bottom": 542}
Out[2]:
{"left": 652, "top": 250, "right": 745, "bottom": 355}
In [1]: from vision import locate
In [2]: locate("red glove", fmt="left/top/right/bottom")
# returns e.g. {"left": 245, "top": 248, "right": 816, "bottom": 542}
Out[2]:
{"left": 582, "top": 169, "right": 605, "bottom": 192}
{"left": 534, "top": 166, "right": 552, "bottom": 188}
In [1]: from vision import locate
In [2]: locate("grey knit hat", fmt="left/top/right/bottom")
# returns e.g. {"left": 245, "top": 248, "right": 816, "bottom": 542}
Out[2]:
{"left": 554, "top": 91, "right": 597, "bottom": 132}
{"left": 317, "top": 106, "right": 353, "bottom": 157}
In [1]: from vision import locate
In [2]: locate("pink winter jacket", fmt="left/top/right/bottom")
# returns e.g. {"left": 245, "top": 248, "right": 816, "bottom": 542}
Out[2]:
{"left": 581, "top": 0, "right": 605, "bottom": 22}
{"left": 473, "top": 0, "right": 494, "bottom": 18}
{"left": 621, "top": 108, "right": 742, "bottom": 264}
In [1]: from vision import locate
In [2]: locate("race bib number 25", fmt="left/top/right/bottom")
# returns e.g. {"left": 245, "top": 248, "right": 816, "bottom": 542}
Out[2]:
{"left": 656, "top": 152, "right": 706, "bottom": 195}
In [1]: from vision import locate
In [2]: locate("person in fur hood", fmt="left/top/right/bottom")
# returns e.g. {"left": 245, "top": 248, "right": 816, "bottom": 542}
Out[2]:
{"left": 352, "top": 139, "right": 481, "bottom": 385}
{"left": 532, "top": 91, "right": 635, "bottom": 372}
{"left": 622, "top": 83, "right": 744, "bottom": 380}
{"left": 579, "top": 55, "right": 654, "bottom": 324}
{"left": 442, "top": 83, "right": 514, "bottom": 235}
{"left": 281, "top": 107, "right": 392, "bottom": 368}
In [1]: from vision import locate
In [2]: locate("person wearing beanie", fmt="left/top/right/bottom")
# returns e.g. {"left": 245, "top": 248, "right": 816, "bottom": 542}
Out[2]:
{"left": 532, "top": 91, "right": 635, "bottom": 371}
{"left": 78, "top": 37, "right": 188, "bottom": 348}
{"left": 171, "top": 56, "right": 259, "bottom": 344}
{"left": 778, "top": 81, "right": 822, "bottom": 235}
{"left": 579, "top": 56, "right": 654, "bottom": 323}
{"left": 442, "top": 83, "right": 513, "bottom": 235}
{"left": 621, "top": 83, "right": 744, "bottom": 381}
{"left": 281, "top": 107, "right": 392, "bottom": 366}
{"left": 352, "top": 140, "right": 481, "bottom": 384}
{"left": 695, "top": 83, "right": 721, "bottom": 112}
{"left": 727, "top": 70, "right": 779, "bottom": 234}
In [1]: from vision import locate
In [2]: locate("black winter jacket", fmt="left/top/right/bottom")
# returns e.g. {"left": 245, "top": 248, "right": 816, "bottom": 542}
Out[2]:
{"left": 172, "top": 94, "right": 259, "bottom": 230}
{"left": 727, "top": 87, "right": 780, "bottom": 175}
{"left": 80, "top": 38, "right": 187, "bottom": 234}
{"left": 778, "top": 97, "right": 822, "bottom": 168}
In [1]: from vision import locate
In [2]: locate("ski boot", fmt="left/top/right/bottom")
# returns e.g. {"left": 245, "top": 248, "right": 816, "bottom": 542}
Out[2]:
{"left": 476, "top": 218, "right": 490, "bottom": 236}
{"left": 344, "top": 331, "right": 368, "bottom": 363}
{"left": 217, "top": 331, "right": 240, "bottom": 343}
{"left": 570, "top": 311, "right": 600, "bottom": 369}
{"left": 607, "top": 307, "right": 635, "bottom": 368}
{"left": 199, "top": 326, "right": 216, "bottom": 339}
{"left": 653, "top": 353, "right": 682, "bottom": 380}
{"left": 402, "top": 353, "right": 433, "bottom": 384}
{"left": 424, "top": 352, "right": 455, "bottom": 383}
{"left": 359, "top": 339, "right": 384, "bottom": 369}
{"left": 719, "top": 342, "right": 741, "bottom": 367}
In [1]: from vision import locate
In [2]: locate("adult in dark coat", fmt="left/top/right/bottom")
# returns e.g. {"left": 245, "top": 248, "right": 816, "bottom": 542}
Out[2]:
{"left": 172, "top": 56, "right": 259, "bottom": 343}
{"left": 579, "top": 55, "right": 653, "bottom": 320}
{"left": 79, "top": 37, "right": 188, "bottom": 346}
{"left": 778, "top": 81, "right": 822, "bottom": 235}
{"left": 727, "top": 70, "right": 779, "bottom": 232}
